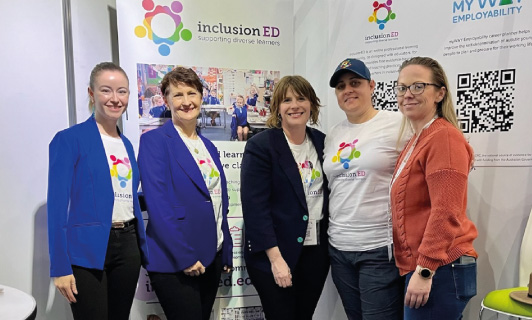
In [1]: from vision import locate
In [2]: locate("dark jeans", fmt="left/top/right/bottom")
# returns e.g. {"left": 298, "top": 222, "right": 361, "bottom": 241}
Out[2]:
{"left": 149, "top": 252, "right": 222, "bottom": 320}
{"left": 247, "top": 243, "right": 330, "bottom": 320}
{"left": 329, "top": 245, "right": 404, "bottom": 320}
{"left": 70, "top": 224, "right": 141, "bottom": 320}
{"left": 404, "top": 259, "right": 477, "bottom": 320}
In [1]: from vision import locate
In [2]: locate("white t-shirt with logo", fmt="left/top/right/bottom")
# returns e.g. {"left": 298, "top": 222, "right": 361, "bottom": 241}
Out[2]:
{"left": 323, "top": 110, "right": 408, "bottom": 251}
{"left": 286, "top": 133, "right": 324, "bottom": 245}
{"left": 177, "top": 127, "right": 224, "bottom": 251}
{"left": 101, "top": 134, "right": 135, "bottom": 222}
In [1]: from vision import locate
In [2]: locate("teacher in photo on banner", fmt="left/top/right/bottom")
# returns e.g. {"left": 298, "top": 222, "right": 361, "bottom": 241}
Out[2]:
{"left": 47, "top": 62, "right": 148, "bottom": 320}
{"left": 138, "top": 67, "right": 233, "bottom": 320}
{"left": 323, "top": 58, "right": 407, "bottom": 320}
{"left": 390, "top": 56, "right": 478, "bottom": 320}
{"left": 241, "top": 75, "right": 330, "bottom": 320}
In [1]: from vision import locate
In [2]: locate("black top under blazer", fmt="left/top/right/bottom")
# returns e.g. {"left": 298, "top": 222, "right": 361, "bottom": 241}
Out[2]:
{"left": 240, "top": 127, "right": 329, "bottom": 274}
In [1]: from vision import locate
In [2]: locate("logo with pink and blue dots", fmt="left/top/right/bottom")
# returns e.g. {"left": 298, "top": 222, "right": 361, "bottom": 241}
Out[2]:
{"left": 368, "top": 0, "right": 397, "bottom": 30}
{"left": 110, "top": 155, "right": 132, "bottom": 188}
{"left": 332, "top": 140, "right": 361, "bottom": 169}
{"left": 134, "top": 0, "right": 192, "bottom": 56}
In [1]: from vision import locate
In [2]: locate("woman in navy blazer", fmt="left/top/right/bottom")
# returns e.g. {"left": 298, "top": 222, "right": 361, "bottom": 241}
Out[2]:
{"left": 241, "top": 76, "right": 330, "bottom": 320}
{"left": 47, "top": 62, "right": 148, "bottom": 320}
{"left": 138, "top": 67, "right": 232, "bottom": 320}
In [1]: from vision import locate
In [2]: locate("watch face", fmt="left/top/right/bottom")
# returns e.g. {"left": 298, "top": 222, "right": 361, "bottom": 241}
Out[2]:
{"left": 420, "top": 268, "right": 432, "bottom": 278}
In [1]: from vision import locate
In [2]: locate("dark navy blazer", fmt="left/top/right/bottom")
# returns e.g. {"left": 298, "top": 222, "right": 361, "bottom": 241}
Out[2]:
{"left": 47, "top": 117, "right": 148, "bottom": 277}
{"left": 138, "top": 120, "right": 232, "bottom": 272}
{"left": 241, "top": 127, "right": 329, "bottom": 273}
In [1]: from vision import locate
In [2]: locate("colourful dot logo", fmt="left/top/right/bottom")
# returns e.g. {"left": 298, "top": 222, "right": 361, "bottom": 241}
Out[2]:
{"left": 199, "top": 158, "right": 220, "bottom": 180}
{"left": 110, "top": 155, "right": 132, "bottom": 188}
{"left": 332, "top": 139, "right": 361, "bottom": 169}
{"left": 299, "top": 161, "right": 321, "bottom": 189}
{"left": 368, "top": 0, "right": 397, "bottom": 30}
{"left": 134, "top": 0, "right": 192, "bottom": 56}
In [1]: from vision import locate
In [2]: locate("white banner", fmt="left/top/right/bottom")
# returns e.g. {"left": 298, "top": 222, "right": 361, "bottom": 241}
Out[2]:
{"left": 117, "top": 0, "right": 294, "bottom": 319}
{"left": 328, "top": 0, "right": 532, "bottom": 167}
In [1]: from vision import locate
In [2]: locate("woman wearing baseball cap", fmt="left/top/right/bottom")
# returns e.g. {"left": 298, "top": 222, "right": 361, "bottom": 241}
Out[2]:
{"left": 323, "top": 58, "right": 408, "bottom": 319}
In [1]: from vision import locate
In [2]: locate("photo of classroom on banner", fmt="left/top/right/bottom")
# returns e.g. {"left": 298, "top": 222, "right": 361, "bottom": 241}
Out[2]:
{"left": 137, "top": 64, "right": 280, "bottom": 141}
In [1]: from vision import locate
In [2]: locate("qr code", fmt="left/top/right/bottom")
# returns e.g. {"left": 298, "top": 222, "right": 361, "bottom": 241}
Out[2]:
{"left": 221, "top": 306, "right": 264, "bottom": 320}
{"left": 456, "top": 69, "right": 515, "bottom": 133}
{"left": 373, "top": 80, "right": 399, "bottom": 111}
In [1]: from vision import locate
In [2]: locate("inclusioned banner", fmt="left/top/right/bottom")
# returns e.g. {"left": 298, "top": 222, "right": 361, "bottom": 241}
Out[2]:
{"left": 116, "top": 0, "right": 294, "bottom": 319}
{"left": 328, "top": 0, "right": 532, "bottom": 167}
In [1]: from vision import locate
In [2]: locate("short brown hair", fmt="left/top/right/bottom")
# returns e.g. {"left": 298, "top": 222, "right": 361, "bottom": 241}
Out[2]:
{"left": 266, "top": 75, "right": 321, "bottom": 128}
{"left": 160, "top": 67, "right": 203, "bottom": 99}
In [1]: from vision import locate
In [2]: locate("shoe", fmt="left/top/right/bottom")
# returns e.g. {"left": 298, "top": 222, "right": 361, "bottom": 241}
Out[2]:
{"left": 211, "top": 119, "right": 216, "bottom": 126}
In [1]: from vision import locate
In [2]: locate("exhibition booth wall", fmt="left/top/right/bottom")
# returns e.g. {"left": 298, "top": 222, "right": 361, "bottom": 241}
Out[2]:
{"left": 1, "top": 0, "right": 531, "bottom": 319}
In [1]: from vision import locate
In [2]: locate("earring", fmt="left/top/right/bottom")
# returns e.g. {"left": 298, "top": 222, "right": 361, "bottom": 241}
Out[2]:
{"left": 277, "top": 113, "right": 282, "bottom": 123}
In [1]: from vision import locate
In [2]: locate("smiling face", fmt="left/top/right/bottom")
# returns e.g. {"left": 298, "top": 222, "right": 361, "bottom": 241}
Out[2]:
{"left": 236, "top": 96, "right": 245, "bottom": 107}
{"left": 152, "top": 95, "right": 164, "bottom": 106}
{"left": 397, "top": 64, "right": 445, "bottom": 128}
{"left": 334, "top": 72, "right": 375, "bottom": 119}
{"left": 279, "top": 87, "right": 311, "bottom": 132}
{"left": 89, "top": 70, "right": 129, "bottom": 125}
{"left": 165, "top": 83, "right": 201, "bottom": 127}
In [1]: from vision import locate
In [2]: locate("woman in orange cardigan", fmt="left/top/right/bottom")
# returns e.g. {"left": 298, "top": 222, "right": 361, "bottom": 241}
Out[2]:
{"left": 390, "top": 57, "right": 478, "bottom": 320}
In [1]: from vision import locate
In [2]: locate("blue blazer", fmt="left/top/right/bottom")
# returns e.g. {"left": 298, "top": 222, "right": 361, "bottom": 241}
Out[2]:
{"left": 138, "top": 120, "right": 233, "bottom": 272}
{"left": 47, "top": 117, "right": 148, "bottom": 277}
{"left": 241, "top": 127, "right": 329, "bottom": 273}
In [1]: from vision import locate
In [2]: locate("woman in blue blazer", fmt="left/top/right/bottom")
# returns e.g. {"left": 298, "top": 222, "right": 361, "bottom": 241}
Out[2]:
{"left": 138, "top": 67, "right": 232, "bottom": 320}
{"left": 241, "top": 76, "right": 330, "bottom": 320}
{"left": 47, "top": 62, "right": 148, "bottom": 320}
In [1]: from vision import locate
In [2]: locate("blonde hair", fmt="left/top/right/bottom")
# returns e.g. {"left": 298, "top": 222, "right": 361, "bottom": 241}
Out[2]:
{"left": 88, "top": 62, "right": 129, "bottom": 112}
{"left": 397, "top": 57, "right": 461, "bottom": 143}
{"left": 266, "top": 75, "right": 321, "bottom": 128}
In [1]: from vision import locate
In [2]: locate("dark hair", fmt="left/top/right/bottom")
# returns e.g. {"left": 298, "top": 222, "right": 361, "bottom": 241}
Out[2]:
{"left": 160, "top": 67, "right": 203, "bottom": 99}
{"left": 266, "top": 75, "right": 321, "bottom": 128}
{"left": 88, "top": 62, "right": 129, "bottom": 111}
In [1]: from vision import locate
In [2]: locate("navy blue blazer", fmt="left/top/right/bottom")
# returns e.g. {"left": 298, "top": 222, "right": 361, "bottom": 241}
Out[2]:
{"left": 241, "top": 127, "right": 329, "bottom": 273}
{"left": 47, "top": 117, "right": 148, "bottom": 277}
{"left": 138, "top": 120, "right": 233, "bottom": 272}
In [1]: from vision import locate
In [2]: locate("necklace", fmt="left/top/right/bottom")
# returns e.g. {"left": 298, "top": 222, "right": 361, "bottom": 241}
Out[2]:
{"left": 183, "top": 136, "right": 202, "bottom": 154}
{"left": 175, "top": 125, "right": 201, "bottom": 154}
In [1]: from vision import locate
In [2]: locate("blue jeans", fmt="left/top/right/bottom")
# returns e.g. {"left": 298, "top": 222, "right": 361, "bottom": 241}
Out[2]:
{"left": 404, "top": 258, "right": 477, "bottom": 320}
{"left": 329, "top": 245, "right": 404, "bottom": 320}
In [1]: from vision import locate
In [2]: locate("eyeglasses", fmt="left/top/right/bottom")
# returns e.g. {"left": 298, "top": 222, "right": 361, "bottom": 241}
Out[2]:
{"left": 393, "top": 83, "right": 441, "bottom": 96}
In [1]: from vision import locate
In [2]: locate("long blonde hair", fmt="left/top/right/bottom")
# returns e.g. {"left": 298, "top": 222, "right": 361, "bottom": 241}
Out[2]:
{"left": 397, "top": 57, "right": 461, "bottom": 143}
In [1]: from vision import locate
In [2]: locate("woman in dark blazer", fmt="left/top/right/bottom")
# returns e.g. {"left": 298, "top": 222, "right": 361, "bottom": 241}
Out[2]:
{"left": 241, "top": 75, "right": 330, "bottom": 320}
{"left": 48, "top": 62, "right": 148, "bottom": 320}
{"left": 138, "top": 67, "right": 232, "bottom": 320}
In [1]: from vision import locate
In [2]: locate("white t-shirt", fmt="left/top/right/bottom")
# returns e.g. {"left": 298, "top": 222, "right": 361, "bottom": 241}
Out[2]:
{"left": 101, "top": 134, "right": 135, "bottom": 222}
{"left": 323, "top": 110, "right": 408, "bottom": 251}
{"left": 176, "top": 127, "right": 224, "bottom": 251}
{"left": 286, "top": 134, "right": 324, "bottom": 222}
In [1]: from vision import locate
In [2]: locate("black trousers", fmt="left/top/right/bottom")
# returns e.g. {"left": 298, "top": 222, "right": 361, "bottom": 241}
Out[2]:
{"left": 149, "top": 252, "right": 223, "bottom": 320}
{"left": 70, "top": 224, "right": 141, "bottom": 320}
{"left": 247, "top": 243, "right": 330, "bottom": 320}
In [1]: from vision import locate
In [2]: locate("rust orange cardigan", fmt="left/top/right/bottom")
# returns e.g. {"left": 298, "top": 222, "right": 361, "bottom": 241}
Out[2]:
{"left": 390, "top": 118, "right": 478, "bottom": 276}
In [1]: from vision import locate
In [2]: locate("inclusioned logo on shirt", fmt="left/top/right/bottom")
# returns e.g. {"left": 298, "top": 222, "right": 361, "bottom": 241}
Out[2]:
{"left": 299, "top": 160, "right": 321, "bottom": 189}
{"left": 110, "top": 155, "right": 132, "bottom": 188}
{"left": 332, "top": 140, "right": 362, "bottom": 169}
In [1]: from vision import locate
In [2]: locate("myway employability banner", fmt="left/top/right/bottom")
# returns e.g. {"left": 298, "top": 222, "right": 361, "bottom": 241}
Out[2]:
{"left": 328, "top": 0, "right": 532, "bottom": 167}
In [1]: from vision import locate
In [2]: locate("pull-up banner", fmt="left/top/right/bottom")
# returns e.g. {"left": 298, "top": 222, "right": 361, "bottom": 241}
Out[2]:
{"left": 117, "top": 1, "right": 294, "bottom": 319}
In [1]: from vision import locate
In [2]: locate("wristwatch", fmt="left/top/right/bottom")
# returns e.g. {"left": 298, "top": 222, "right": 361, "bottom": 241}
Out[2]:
{"left": 417, "top": 265, "right": 435, "bottom": 279}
